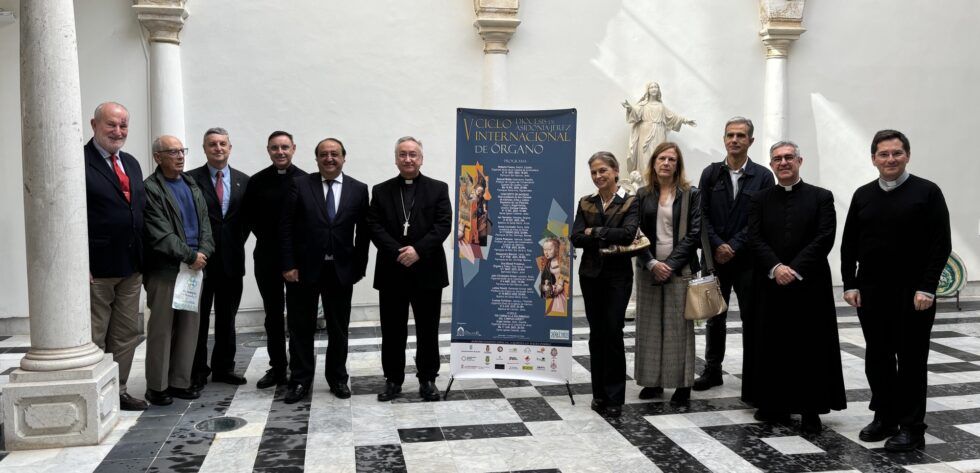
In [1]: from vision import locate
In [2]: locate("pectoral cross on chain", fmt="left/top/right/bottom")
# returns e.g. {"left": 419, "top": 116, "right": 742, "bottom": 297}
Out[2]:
{"left": 402, "top": 221, "right": 410, "bottom": 236}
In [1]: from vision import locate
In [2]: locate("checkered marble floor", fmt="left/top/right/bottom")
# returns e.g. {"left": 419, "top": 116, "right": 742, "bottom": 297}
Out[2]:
{"left": 1, "top": 301, "right": 980, "bottom": 472}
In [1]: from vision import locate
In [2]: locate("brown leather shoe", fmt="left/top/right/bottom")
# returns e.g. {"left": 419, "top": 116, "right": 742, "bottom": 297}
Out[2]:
{"left": 119, "top": 393, "right": 148, "bottom": 411}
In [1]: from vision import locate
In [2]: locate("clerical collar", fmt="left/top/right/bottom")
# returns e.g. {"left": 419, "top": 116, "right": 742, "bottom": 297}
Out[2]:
{"left": 276, "top": 166, "right": 289, "bottom": 175}
{"left": 401, "top": 175, "right": 419, "bottom": 185}
{"left": 878, "top": 171, "right": 910, "bottom": 192}
{"left": 779, "top": 178, "right": 802, "bottom": 191}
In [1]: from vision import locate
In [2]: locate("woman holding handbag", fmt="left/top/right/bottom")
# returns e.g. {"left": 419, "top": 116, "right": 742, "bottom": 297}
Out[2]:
{"left": 634, "top": 142, "right": 702, "bottom": 405}
{"left": 570, "top": 151, "right": 639, "bottom": 418}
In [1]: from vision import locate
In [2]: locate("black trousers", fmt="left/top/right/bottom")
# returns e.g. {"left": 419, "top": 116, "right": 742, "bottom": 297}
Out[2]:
{"left": 580, "top": 273, "right": 631, "bottom": 406}
{"left": 703, "top": 262, "right": 754, "bottom": 378}
{"left": 285, "top": 262, "right": 353, "bottom": 387}
{"left": 192, "top": 273, "right": 243, "bottom": 379}
{"left": 379, "top": 286, "right": 443, "bottom": 385}
{"left": 255, "top": 258, "right": 288, "bottom": 374}
{"left": 858, "top": 286, "right": 935, "bottom": 434}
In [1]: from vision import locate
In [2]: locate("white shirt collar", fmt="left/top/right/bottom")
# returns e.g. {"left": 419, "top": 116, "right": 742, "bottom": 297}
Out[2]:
{"left": 878, "top": 171, "right": 910, "bottom": 192}
{"left": 322, "top": 173, "right": 344, "bottom": 184}
{"left": 592, "top": 186, "right": 627, "bottom": 199}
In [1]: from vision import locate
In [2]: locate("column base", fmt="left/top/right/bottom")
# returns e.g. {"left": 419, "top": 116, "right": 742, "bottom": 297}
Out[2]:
{"left": 2, "top": 354, "right": 119, "bottom": 450}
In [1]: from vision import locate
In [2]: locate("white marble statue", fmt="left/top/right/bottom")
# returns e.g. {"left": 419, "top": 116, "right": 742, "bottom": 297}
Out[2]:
{"left": 622, "top": 82, "right": 696, "bottom": 190}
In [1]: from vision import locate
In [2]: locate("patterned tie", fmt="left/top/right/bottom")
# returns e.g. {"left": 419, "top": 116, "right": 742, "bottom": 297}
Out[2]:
{"left": 111, "top": 155, "right": 131, "bottom": 203}
{"left": 325, "top": 179, "right": 336, "bottom": 222}
{"left": 215, "top": 170, "right": 225, "bottom": 215}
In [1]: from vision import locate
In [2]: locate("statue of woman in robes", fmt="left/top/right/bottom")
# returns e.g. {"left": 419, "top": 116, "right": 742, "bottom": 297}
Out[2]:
{"left": 623, "top": 82, "right": 696, "bottom": 191}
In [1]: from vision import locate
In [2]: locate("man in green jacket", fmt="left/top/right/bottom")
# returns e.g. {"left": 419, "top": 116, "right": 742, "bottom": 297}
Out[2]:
{"left": 143, "top": 134, "right": 215, "bottom": 406}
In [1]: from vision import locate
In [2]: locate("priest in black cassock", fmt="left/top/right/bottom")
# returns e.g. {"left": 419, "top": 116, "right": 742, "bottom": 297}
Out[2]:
{"left": 842, "top": 129, "right": 951, "bottom": 452}
{"left": 747, "top": 141, "right": 845, "bottom": 434}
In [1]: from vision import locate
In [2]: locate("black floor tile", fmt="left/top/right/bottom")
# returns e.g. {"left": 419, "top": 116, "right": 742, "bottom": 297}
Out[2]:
{"left": 464, "top": 388, "right": 505, "bottom": 399}
{"left": 929, "top": 362, "right": 980, "bottom": 373}
{"left": 493, "top": 378, "right": 532, "bottom": 388}
{"left": 483, "top": 422, "right": 531, "bottom": 438}
{"left": 253, "top": 448, "right": 306, "bottom": 469}
{"left": 103, "top": 439, "right": 165, "bottom": 461}
{"left": 508, "top": 397, "right": 562, "bottom": 422}
{"left": 146, "top": 454, "right": 207, "bottom": 473}
{"left": 441, "top": 424, "right": 489, "bottom": 441}
{"left": 397, "top": 426, "right": 445, "bottom": 443}
{"left": 354, "top": 444, "right": 407, "bottom": 473}
{"left": 93, "top": 457, "right": 154, "bottom": 473}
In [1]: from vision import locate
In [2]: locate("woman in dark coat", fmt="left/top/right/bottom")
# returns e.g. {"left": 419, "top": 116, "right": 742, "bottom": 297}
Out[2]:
{"left": 570, "top": 151, "right": 639, "bottom": 418}
{"left": 633, "top": 142, "right": 702, "bottom": 405}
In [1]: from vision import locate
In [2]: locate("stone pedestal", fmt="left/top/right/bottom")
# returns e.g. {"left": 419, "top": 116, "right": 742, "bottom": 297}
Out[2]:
{"left": 2, "top": 356, "right": 119, "bottom": 450}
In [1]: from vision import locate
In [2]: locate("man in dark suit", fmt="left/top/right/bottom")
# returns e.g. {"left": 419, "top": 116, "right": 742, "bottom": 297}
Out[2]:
{"left": 244, "top": 131, "right": 306, "bottom": 389}
{"left": 188, "top": 127, "right": 249, "bottom": 389}
{"left": 280, "top": 138, "right": 370, "bottom": 403}
{"left": 85, "top": 102, "right": 148, "bottom": 411}
{"left": 368, "top": 136, "right": 451, "bottom": 402}
{"left": 694, "top": 117, "right": 774, "bottom": 396}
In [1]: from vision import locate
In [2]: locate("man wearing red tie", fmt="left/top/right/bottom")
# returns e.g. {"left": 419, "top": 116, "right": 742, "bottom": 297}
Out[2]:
{"left": 188, "top": 128, "right": 250, "bottom": 389}
{"left": 84, "top": 102, "right": 148, "bottom": 411}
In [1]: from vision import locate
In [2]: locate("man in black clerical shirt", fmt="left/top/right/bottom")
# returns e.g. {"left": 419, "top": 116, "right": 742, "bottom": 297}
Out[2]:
{"left": 280, "top": 138, "right": 370, "bottom": 403}
{"left": 747, "top": 141, "right": 844, "bottom": 433}
{"left": 695, "top": 117, "right": 774, "bottom": 394}
{"left": 842, "top": 129, "right": 951, "bottom": 452}
{"left": 367, "top": 136, "right": 452, "bottom": 402}
{"left": 243, "top": 131, "right": 306, "bottom": 389}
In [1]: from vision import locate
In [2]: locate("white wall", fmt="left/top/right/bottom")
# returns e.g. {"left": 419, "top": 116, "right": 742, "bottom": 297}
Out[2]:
{"left": 1, "top": 0, "right": 978, "bottom": 322}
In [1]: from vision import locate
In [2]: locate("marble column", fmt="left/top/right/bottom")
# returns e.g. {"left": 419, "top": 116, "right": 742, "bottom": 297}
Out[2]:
{"left": 759, "top": 0, "right": 806, "bottom": 151}
{"left": 474, "top": 0, "right": 521, "bottom": 108}
{"left": 134, "top": 0, "right": 189, "bottom": 143}
{"left": 3, "top": 0, "right": 120, "bottom": 450}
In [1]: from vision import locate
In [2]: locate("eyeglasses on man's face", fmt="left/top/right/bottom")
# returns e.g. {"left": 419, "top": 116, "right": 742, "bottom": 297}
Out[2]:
{"left": 157, "top": 148, "right": 188, "bottom": 158}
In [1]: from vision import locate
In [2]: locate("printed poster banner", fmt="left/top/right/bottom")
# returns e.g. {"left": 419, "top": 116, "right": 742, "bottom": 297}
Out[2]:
{"left": 450, "top": 108, "right": 577, "bottom": 384}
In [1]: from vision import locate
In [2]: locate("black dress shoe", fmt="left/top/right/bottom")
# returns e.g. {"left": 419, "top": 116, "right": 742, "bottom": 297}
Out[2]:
{"left": 145, "top": 388, "right": 173, "bottom": 406}
{"left": 191, "top": 372, "right": 209, "bottom": 389}
{"left": 692, "top": 374, "right": 723, "bottom": 391}
{"left": 419, "top": 380, "right": 441, "bottom": 402}
{"left": 167, "top": 386, "right": 201, "bottom": 400}
{"left": 754, "top": 409, "right": 791, "bottom": 423}
{"left": 119, "top": 393, "right": 148, "bottom": 411}
{"left": 859, "top": 419, "right": 899, "bottom": 442}
{"left": 604, "top": 405, "right": 622, "bottom": 418}
{"left": 884, "top": 429, "right": 925, "bottom": 452}
{"left": 284, "top": 384, "right": 310, "bottom": 404}
{"left": 330, "top": 383, "right": 352, "bottom": 399}
{"left": 256, "top": 369, "right": 288, "bottom": 389}
{"left": 377, "top": 381, "right": 402, "bottom": 402}
{"left": 590, "top": 398, "right": 606, "bottom": 413}
{"left": 212, "top": 372, "right": 247, "bottom": 385}
{"left": 670, "top": 387, "right": 691, "bottom": 406}
{"left": 801, "top": 412, "right": 822, "bottom": 434}
{"left": 638, "top": 387, "right": 664, "bottom": 400}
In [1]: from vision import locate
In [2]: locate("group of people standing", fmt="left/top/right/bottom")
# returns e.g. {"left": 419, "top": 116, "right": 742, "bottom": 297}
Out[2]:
{"left": 572, "top": 117, "right": 951, "bottom": 453}
{"left": 85, "top": 101, "right": 452, "bottom": 412}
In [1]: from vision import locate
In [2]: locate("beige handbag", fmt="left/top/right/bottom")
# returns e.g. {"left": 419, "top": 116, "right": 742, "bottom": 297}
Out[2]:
{"left": 677, "top": 189, "right": 727, "bottom": 320}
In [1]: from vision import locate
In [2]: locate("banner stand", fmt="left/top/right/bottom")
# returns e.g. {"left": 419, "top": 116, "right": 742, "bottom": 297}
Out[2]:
{"left": 442, "top": 377, "right": 576, "bottom": 405}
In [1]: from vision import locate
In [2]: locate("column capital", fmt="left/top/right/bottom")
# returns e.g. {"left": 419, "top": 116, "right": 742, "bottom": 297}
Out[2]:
{"left": 759, "top": 0, "right": 805, "bottom": 58}
{"left": 473, "top": 0, "right": 520, "bottom": 54}
{"left": 133, "top": 0, "right": 188, "bottom": 45}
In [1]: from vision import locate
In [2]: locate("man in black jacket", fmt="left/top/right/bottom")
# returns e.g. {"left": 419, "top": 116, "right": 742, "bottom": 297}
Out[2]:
{"left": 188, "top": 127, "right": 249, "bottom": 388}
{"left": 368, "top": 136, "right": 452, "bottom": 402}
{"left": 695, "top": 117, "right": 774, "bottom": 396}
{"left": 85, "top": 102, "right": 148, "bottom": 411}
{"left": 280, "top": 138, "right": 370, "bottom": 403}
{"left": 243, "top": 131, "right": 306, "bottom": 389}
